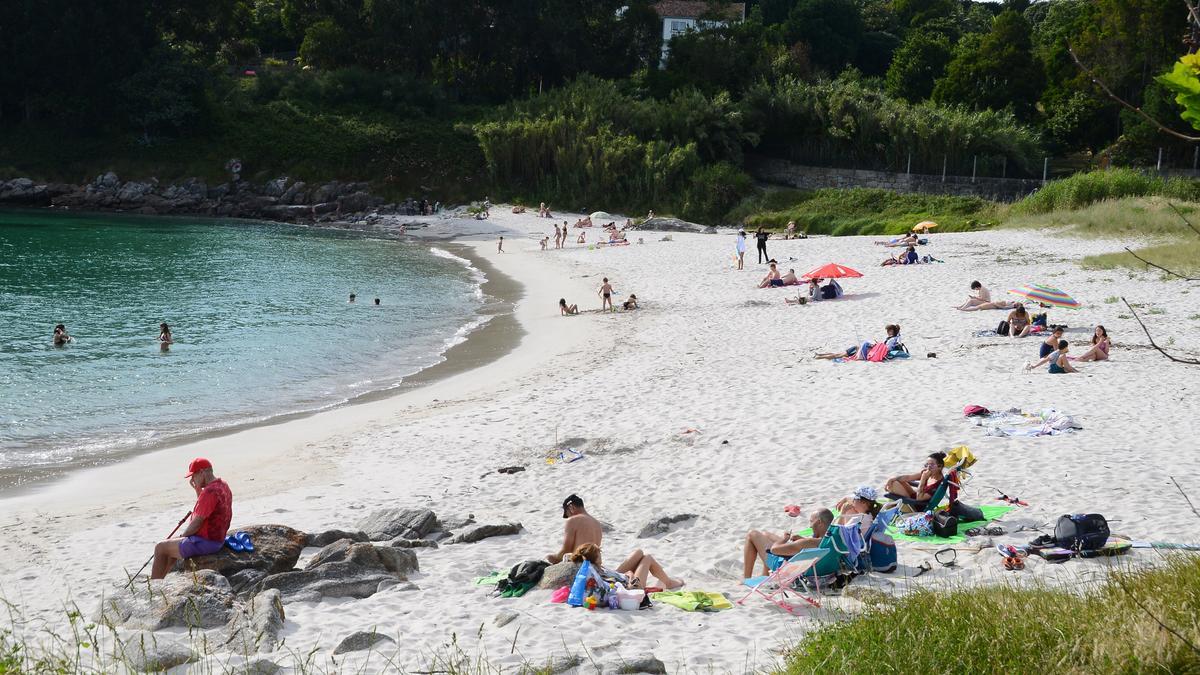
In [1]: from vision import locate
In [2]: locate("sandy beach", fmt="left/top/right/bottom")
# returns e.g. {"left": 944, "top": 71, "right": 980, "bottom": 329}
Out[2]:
{"left": 2, "top": 208, "right": 1199, "bottom": 672}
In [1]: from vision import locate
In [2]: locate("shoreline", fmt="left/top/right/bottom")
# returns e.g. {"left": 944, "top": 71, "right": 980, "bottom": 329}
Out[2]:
{"left": 0, "top": 229, "right": 524, "bottom": 496}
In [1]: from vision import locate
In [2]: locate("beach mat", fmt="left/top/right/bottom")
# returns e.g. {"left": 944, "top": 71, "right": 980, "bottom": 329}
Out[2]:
{"left": 889, "top": 505, "right": 1015, "bottom": 544}
{"left": 650, "top": 591, "right": 732, "bottom": 612}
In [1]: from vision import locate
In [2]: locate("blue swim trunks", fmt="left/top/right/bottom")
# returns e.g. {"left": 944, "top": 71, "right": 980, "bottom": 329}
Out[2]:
{"left": 766, "top": 551, "right": 787, "bottom": 571}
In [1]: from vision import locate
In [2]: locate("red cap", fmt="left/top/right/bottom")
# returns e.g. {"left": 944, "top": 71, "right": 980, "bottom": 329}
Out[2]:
{"left": 185, "top": 457, "right": 212, "bottom": 478}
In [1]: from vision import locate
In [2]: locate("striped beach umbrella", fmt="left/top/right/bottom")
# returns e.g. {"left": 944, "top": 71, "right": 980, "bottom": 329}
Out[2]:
{"left": 1008, "top": 284, "right": 1081, "bottom": 309}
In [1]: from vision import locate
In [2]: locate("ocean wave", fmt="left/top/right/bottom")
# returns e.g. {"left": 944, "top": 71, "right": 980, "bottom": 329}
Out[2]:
{"left": 429, "top": 246, "right": 487, "bottom": 298}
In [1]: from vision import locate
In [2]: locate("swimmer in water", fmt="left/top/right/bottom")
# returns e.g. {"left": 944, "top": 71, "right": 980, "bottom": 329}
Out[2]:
{"left": 374, "top": 298, "right": 381, "bottom": 305}
{"left": 53, "top": 324, "right": 71, "bottom": 347}
{"left": 349, "top": 293, "right": 356, "bottom": 303}
{"left": 158, "top": 323, "right": 174, "bottom": 351}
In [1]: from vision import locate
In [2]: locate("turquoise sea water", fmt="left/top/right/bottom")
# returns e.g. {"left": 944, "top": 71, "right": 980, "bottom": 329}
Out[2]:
{"left": 0, "top": 210, "right": 487, "bottom": 472}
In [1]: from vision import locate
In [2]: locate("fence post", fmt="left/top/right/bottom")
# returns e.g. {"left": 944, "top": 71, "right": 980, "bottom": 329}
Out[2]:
{"left": 1002, "top": 156, "right": 1007, "bottom": 179}
{"left": 1157, "top": 147, "right": 1163, "bottom": 172}
{"left": 1042, "top": 157, "right": 1049, "bottom": 184}
{"left": 1193, "top": 146, "right": 1198, "bottom": 171}
{"left": 906, "top": 153, "right": 912, "bottom": 175}
{"left": 972, "top": 156, "right": 977, "bottom": 183}
{"left": 942, "top": 155, "right": 947, "bottom": 183}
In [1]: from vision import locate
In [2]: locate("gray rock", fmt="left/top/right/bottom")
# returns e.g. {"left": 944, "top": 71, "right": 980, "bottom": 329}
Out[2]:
{"left": 208, "top": 182, "right": 231, "bottom": 200}
{"left": 264, "top": 177, "right": 290, "bottom": 197}
{"left": 312, "top": 181, "right": 342, "bottom": 204}
{"left": 118, "top": 631, "right": 197, "bottom": 672}
{"left": 224, "top": 588, "right": 286, "bottom": 654}
{"left": 260, "top": 540, "right": 417, "bottom": 602}
{"left": 603, "top": 654, "right": 667, "bottom": 675}
{"left": 440, "top": 515, "right": 476, "bottom": 530}
{"left": 229, "top": 568, "right": 268, "bottom": 597}
{"left": 637, "top": 514, "right": 698, "bottom": 538}
{"left": 95, "top": 172, "right": 120, "bottom": 190}
{"left": 245, "top": 658, "right": 282, "bottom": 675}
{"left": 307, "top": 529, "right": 370, "bottom": 548}
{"left": 116, "top": 181, "right": 154, "bottom": 203}
{"left": 177, "top": 524, "right": 307, "bottom": 577}
{"left": 376, "top": 579, "right": 418, "bottom": 593}
{"left": 97, "top": 570, "right": 236, "bottom": 630}
{"left": 332, "top": 630, "right": 395, "bottom": 655}
{"left": 635, "top": 217, "right": 716, "bottom": 234}
{"left": 494, "top": 609, "right": 519, "bottom": 627}
{"left": 303, "top": 539, "right": 417, "bottom": 575}
{"left": 536, "top": 561, "right": 581, "bottom": 590}
{"left": 544, "top": 654, "right": 585, "bottom": 674}
{"left": 389, "top": 537, "right": 439, "bottom": 549}
{"left": 445, "top": 522, "right": 523, "bottom": 545}
{"left": 281, "top": 180, "right": 308, "bottom": 204}
{"left": 356, "top": 508, "right": 440, "bottom": 541}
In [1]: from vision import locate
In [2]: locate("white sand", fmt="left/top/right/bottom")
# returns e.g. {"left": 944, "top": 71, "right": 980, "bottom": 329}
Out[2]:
{"left": 2, "top": 208, "right": 1199, "bottom": 672}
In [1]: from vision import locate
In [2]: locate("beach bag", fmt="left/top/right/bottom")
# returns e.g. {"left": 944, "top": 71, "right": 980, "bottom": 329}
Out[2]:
{"left": 866, "top": 342, "right": 890, "bottom": 362}
{"left": 900, "top": 512, "right": 933, "bottom": 537}
{"left": 962, "top": 405, "right": 990, "bottom": 418}
{"left": 996, "top": 320, "right": 1010, "bottom": 336}
{"left": 948, "top": 501, "right": 985, "bottom": 524}
{"left": 932, "top": 511, "right": 958, "bottom": 538}
{"left": 497, "top": 560, "right": 549, "bottom": 597}
{"left": 867, "top": 532, "right": 898, "bottom": 573}
{"left": 1054, "top": 514, "right": 1109, "bottom": 551}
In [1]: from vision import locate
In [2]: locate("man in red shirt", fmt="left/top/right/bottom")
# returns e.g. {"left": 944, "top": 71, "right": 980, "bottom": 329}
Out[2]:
{"left": 150, "top": 458, "right": 234, "bottom": 579}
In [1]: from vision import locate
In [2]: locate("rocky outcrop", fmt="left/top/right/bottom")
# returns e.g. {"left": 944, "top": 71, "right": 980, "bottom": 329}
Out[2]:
{"left": 223, "top": 588, "right": 286, "bottom": 654}
{"left": 632, "top": 217, "right": 717, "bottom": 234}
{"left": 307, "top": 529, "right": 370, "bottom": 548}
{"left": 117, "top": 631, "right": 197, "bottom": 672}
{"left": 356, "top": 508, "right": 440, "bottom": 542}
{"left": 536, "top": 561, "right": 581, "bottom": 590}
{"left": 637, "top": 514, "right": 699, "bottom": 538}
{"left": 97, "top": 570, "right": 237, "bottom": 630}
{"left": 332, "top": 630, "right": 395, "bottom": 655}
{"left": 258, "top": 539, "right": 418, "bottom": 602}
{"left": 444, "top": 522, "right": 523, "bottom": 545}
{"left": 178, "top": 524, "right": 307, "bottom": 577}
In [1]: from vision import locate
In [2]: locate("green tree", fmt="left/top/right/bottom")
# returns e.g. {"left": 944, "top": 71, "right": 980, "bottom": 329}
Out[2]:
{"left": 785, "top": 0, "right": 864, "bottom": 72}
{"left": 892, "top": 0, "right": 956, "bottom": 31}
{"left": 885, "top": 30, "right": 952, "bottom": 101}
{"left": 932, "top": 11, "right": 1045, "bottom": 120}
{"left": 299, "top": 18, "right": 356, "bottom": 68}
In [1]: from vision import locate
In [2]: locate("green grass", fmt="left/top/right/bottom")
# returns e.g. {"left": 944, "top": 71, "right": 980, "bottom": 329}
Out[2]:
{"left": 783, "top": 554, "right": 1200, "bottom": 674}
{"left": 1010, "top": 168, "right": 1200, "bottom": 215}
{"left": 1083, "top": 241, "right": 1200, "bottom": 276}
{"left": 731, "top": 187, "right": 998, "bottom": 236}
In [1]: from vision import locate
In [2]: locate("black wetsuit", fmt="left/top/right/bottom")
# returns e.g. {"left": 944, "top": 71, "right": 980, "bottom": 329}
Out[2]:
{"left": 756, "top": 232, "right": 769, "bottom": 263}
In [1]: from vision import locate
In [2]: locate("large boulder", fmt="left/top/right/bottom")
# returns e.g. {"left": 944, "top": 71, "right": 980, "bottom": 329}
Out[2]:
{"left": 118, "top": 631, "right": 197, "bottom": 672}
{"left": 97, "top": 570, "right": 236, "bottom": 630}
{"left": 116, "top": 180, "right": 154, "bottom": 203}
{"left": 332, "top": 630, "right": 395, "bottom": 655}
{"left": 258, "top": 539, "right": 418, "bottom": 602}
{"left": 536, "top": 561, "right": 581, "bottom": 590}
{"left": 637, "top": 514, "right": 699, "bottom": 539}
{"left": 178, "top": 524, "right": 307, "bottom": 577}
{"left": 444, "top": 523, "right": 523, "bottom": 545}
{"left": 264, "top": 177, "right": 290, "bottom": 197}
{"left": 633, "top": 217, "right": 716, "bottom": 234}
{"left": 281, "top": 180, "right": 308, "bottom": 204}
{"left": 356, "top": 508, "right": 440, "bottom": 541}
{"left": 224, "top": 588, "right": 286, "bottom": 655}
{"left": 307, "top": 529, "right": 370, "bottom": 548}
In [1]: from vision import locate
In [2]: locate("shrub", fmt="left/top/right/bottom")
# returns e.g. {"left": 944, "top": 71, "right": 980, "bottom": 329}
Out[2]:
{"left": 1012, "top": 168, "right": 1200, "bottom": 214}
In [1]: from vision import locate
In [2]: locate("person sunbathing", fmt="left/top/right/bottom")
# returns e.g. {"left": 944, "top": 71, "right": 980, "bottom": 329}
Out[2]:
{"left": 1026, "top": 339, "right": 1080, "bottom": 374}
{"left": 814, "top": 325, "right": 899, "bottom": 360}
{"left": 832, "top": 485, "right": 882, "bottom": 535}
{"left": 1072, "top": 325, "right": 1110, "bottom": 362}
{"left": 742, "top": 509, "right": 834, "bottom": 579}
{"left": 571, "top": 543, "right": 683, "bottom": 590}
{"left": 559, "top": 298, "right": 579, "bottom": 316}
{"left": 758, "top": 263, "right": 783, "bottom": 288}
{"left": 1039, "top": 327, "right": 1065, "bottom": 358}
{"left": 957, "top": 281, "right": 993, "bottom": 310}
{"left": 1007, "top": 304, "right": 1032, "bottom": 337}
{"left": 780, "top": 269, "right": 800, "bottom": 286}
{"left": 884, "top": 452, "right": 946, "bottom": 503}
{"left": 877, "top": 233, "right": 918, "bottom": 247}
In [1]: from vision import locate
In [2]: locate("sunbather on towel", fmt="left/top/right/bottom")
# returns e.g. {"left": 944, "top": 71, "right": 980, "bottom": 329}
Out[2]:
{"left": 884, "top": 452, "right": 946, "bottom": 503}
{"left": 780, "top": 269, "right": 801, "bottom": 286}
{"left": 742, "top": 509, "right": 834, "bottom": 578}
{"left": 1007, "top": 304, "right": 1032, "bottom": 337}
{"left": 572, "top": 543, "right": 683, "bottom": 590}
{"left": 877, "top": 233, "right": 918, "bottom": 247}
{"left": 814, "top": 324, "right": 901, "bottom": 359}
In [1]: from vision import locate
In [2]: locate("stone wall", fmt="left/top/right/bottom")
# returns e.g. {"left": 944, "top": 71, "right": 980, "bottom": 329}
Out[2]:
{"left": 747, "top": 156, "right": 1044, "bottom": 202}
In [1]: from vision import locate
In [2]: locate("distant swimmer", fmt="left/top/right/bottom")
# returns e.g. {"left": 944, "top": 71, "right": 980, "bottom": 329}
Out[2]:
{"left": 52, "top": 324, "right": 72, "bottom": 347}
{"left": 374, "top": 298, "right": 381, "bottom": 305}
{"left": 158, "top": 323, "right": 174, "bottom": 351}
{"left": 349, "top": 293, "right": 356, "bottom": 303}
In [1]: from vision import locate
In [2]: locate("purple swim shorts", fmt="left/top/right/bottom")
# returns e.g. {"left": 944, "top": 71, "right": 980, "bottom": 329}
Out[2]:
{"left": 179, "top": 535, "right": 225, "bottom": 558}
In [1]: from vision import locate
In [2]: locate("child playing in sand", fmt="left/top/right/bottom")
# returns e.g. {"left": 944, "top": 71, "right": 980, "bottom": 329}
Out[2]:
{"left": 622, "top": 294, "right": 638, "bottom": 310}
{"left": 599, "top": 278, "right": 614, "bottom": 312}
{"left": 559, "top": 298, "right": 579, "bottom": 316}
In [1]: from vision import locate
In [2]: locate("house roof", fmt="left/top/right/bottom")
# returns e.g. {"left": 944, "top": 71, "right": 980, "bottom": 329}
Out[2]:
{"left": 653, "top": 1, "right": 746, "bottom": 21}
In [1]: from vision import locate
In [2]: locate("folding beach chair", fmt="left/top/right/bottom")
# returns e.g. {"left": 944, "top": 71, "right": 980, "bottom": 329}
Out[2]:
{"left": 738, "top": 526, "right": 852, "bottom": 612}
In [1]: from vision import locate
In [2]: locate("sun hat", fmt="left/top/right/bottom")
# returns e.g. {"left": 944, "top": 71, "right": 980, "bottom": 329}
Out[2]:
{"left": 852, "top": 485, "right": 878, "bottom": 501}
{"left": 185, "top": 457, "right": 212, "bottom": 478}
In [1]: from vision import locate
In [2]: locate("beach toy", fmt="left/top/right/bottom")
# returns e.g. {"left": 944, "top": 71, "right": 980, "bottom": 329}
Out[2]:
{"left": 616, "top": 588, "right": 645, "bottom": 610}
{"left": 551, "top": 586, "right": 570, "bottom": 603}
{"left": 585, "top": 595, "right": 598, "bottom": 610}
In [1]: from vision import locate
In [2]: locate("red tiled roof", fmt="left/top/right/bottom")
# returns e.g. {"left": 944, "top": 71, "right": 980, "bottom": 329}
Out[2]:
{"left": 653, "top": 1, "right": 746, "bottom": 20}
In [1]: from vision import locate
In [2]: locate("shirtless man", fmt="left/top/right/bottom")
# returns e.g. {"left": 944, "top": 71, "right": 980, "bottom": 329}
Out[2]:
{"left": 742, "top": 509, "right": 834, "bottom": 579}
{"left": 547, "top": 494, "right": 603, "bottom": 563}
{"left": 758, "top": 263, "right": 782, "bottom": 288}
{"left": 957, "top": 280, "right": 1016, "bottom": 311}
{"left": 599, "top": 277, "right": 614, "bottom": 311}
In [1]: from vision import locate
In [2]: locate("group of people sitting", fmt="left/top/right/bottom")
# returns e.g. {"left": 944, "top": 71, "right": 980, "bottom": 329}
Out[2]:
{"left": 1026, "top": 325, "right": 1109, "bottom": 374}
{"left": 757, "top": 263, "right": 803, "bottom": 288}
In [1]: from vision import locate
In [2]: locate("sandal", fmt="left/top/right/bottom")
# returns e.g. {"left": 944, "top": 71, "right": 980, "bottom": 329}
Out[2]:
{"left": 914, "top": 561, "right": 932, "bottom": 577}
{"left": 1003, "top": 555, "right": 1025, "bottom": 571}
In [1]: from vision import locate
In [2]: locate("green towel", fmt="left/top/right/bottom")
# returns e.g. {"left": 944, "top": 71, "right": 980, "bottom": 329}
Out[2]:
{"left": 889, "top": 505, "right": 1016, "bottom": 544}
{"left": 650, "top": 591, "right": 732, "bottom": 612}
{"left": 500, "top": 581, "right": 535, "bottom": 598}
{"left": 474, "top": 571, "right": 507, "bottom": 586}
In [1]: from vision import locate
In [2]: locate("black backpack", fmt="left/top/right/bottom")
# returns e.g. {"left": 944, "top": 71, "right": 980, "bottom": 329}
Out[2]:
{"left": 996, "top": 320, "right": 1010, "bottom": 336}
{"left": 1054, "top": 514, "right": 1109, "bottom": 551}
{"left": 496, "top": 560, "right": 549, "bottom": 594}
{"left": 932, "top": 511, "right": 958, "bottom": 538}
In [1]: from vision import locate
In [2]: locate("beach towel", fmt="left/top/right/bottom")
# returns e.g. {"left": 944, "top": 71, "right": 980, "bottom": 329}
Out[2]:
{"left": 651, "top": 591, "right": 733, "bottom": 612}
{"left": 889, "top": 505, "right": 1014, "bottom": 544}
{"left": 866, "top": 343, "right": 890, "bottom": 362}
{"left": 474, "top": 571, "right": 508, "bottom": 586}
{"left": 970, "top": 408, "right": 1081, "bottom": 437}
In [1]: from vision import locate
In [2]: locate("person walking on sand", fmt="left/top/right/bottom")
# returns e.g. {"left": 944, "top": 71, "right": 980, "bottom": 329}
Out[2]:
{"left": 554, "top": 224, "right": 561, "bottom": 249}
{"left": 547, "top": 494, "right": 603, "bottom": 563}
{"left": 158, "top": 323, "right": 174, "bottom": 352}
{"left": 736, "top": 228, "right": 747, "bottom": 270}
{"left": 150, "top": 458, "right": 233, "bottom": 579}
{"left": 599, "top": 278, "right": 614, "bottom": 312}
{"left": 498, "top": 236, "right": 504, "bottom": 253}
{"left": 755, "top": 227, "right": 769, "bottom": 264}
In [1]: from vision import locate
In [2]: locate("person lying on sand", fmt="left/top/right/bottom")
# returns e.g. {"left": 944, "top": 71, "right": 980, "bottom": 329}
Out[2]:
{"left": 151, "top": 458, "right": 232, "bottom": 579}
{"left": 1007, "top": 304, "right": 1032, "bottom": 338}
{"left": 813, "top": 324, "right": 901, "bottom": 359}
{"left": 1072, "top": 325, "right": 1110, "bottom": 362}
{"left": 780, "top": 269, "right": 801, "bottom": 286}
{"left": 547, "top": 494, "right": 603, "bottom": 564}
{"left": 1027, "top": 339, "right": 1080, "bottom": 374}
{"left": 559, "top": 298, "right": 579, "bottom": 316}
{"left": 877, "top": 233, "right": 918, "bottom": 247}
{"left": 758, "top": 263, "right": 783, "bottom": 288}
{"left": 571, "top": 543, "right": 684, "bottom": 590}
{"left": 742, "top": 508, "right": 834, "bottom": 578}
{"left": 884, "top": 452, "right": 946, "bottom": 503}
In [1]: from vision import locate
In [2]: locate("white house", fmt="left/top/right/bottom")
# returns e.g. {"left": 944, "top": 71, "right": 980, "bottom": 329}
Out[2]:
{"left": 653, "top": 1, "right": 747, "bottom": 65}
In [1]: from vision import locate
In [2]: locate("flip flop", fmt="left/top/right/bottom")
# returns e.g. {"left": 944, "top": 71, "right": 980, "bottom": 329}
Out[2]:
{"left": 235, "top": 531, "right": 255, "bottom": 552}
{"left": 225, "top": 535, "right": 245, "bottom": 552}
{"left": 914, "top": 561, "right": 932, "bottom": 577}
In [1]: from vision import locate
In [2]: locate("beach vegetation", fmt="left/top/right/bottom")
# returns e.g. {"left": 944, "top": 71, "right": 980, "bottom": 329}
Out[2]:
{"left": 733, "top": 187, "right": 996, "bottom": 235}
{"left": 1010, "top": 169, "right": 1200, "bottom": 215}
{"left": 784, "top": 554, "right": 1200, "bottom": 673}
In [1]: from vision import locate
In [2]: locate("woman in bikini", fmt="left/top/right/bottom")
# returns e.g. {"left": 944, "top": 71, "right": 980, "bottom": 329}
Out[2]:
{"left": 158, "top": 323, "right": 174, "bottom": 351}
{"left": 1006, "top": 304, "right": 1032, "bottom": 337}
{"left": 1072, "top": 325, "right": 1110, "bottom": 361}
{"left": 570, "top": 543, "right": 683, "bottom": 591}
{"left": 559, "top": 298, "right": 579, "bottom": 316}
{"left": 884, "top": 452, "right": 946, "bottom": 502}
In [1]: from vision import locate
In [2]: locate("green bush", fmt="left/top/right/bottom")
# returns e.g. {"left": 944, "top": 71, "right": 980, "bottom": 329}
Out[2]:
{"left": 679, "top": 162, "right": 755, "bottom": 225}
{"left": 1012, "top": 168, "right": 1200, "bottom": 214}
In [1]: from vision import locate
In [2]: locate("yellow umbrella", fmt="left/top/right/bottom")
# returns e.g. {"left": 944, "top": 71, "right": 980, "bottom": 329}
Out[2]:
{"left": 914, "top": 221, "right": 938, "bottom": 230}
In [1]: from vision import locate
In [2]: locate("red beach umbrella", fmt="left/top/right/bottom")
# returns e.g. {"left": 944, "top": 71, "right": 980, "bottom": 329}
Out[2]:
{"left": 801, "top": 263, "right": 863, "bottom": 280}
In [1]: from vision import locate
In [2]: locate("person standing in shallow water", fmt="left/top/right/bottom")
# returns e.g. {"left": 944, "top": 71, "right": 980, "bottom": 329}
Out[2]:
{"left": 348, "top": 293, "right": 356, "bottom": 303}
{"left": 53, "top": 324, "right": 71, "bottom": 347}
{"left": 158, "top": 323, "right": 173, "bottom": 351}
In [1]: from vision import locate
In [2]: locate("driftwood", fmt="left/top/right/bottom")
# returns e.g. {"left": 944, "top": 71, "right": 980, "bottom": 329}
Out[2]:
{"left": 1068, "top": 46, "right": 1200, "bottom": 143}
{"left": 1122, "top": 298, "right": 1200, "bottom": 365}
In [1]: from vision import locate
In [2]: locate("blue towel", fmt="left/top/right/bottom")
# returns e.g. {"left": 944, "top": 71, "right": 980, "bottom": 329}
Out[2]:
{"left": 842, "top": 524, "right": 865, "bottom": 567}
